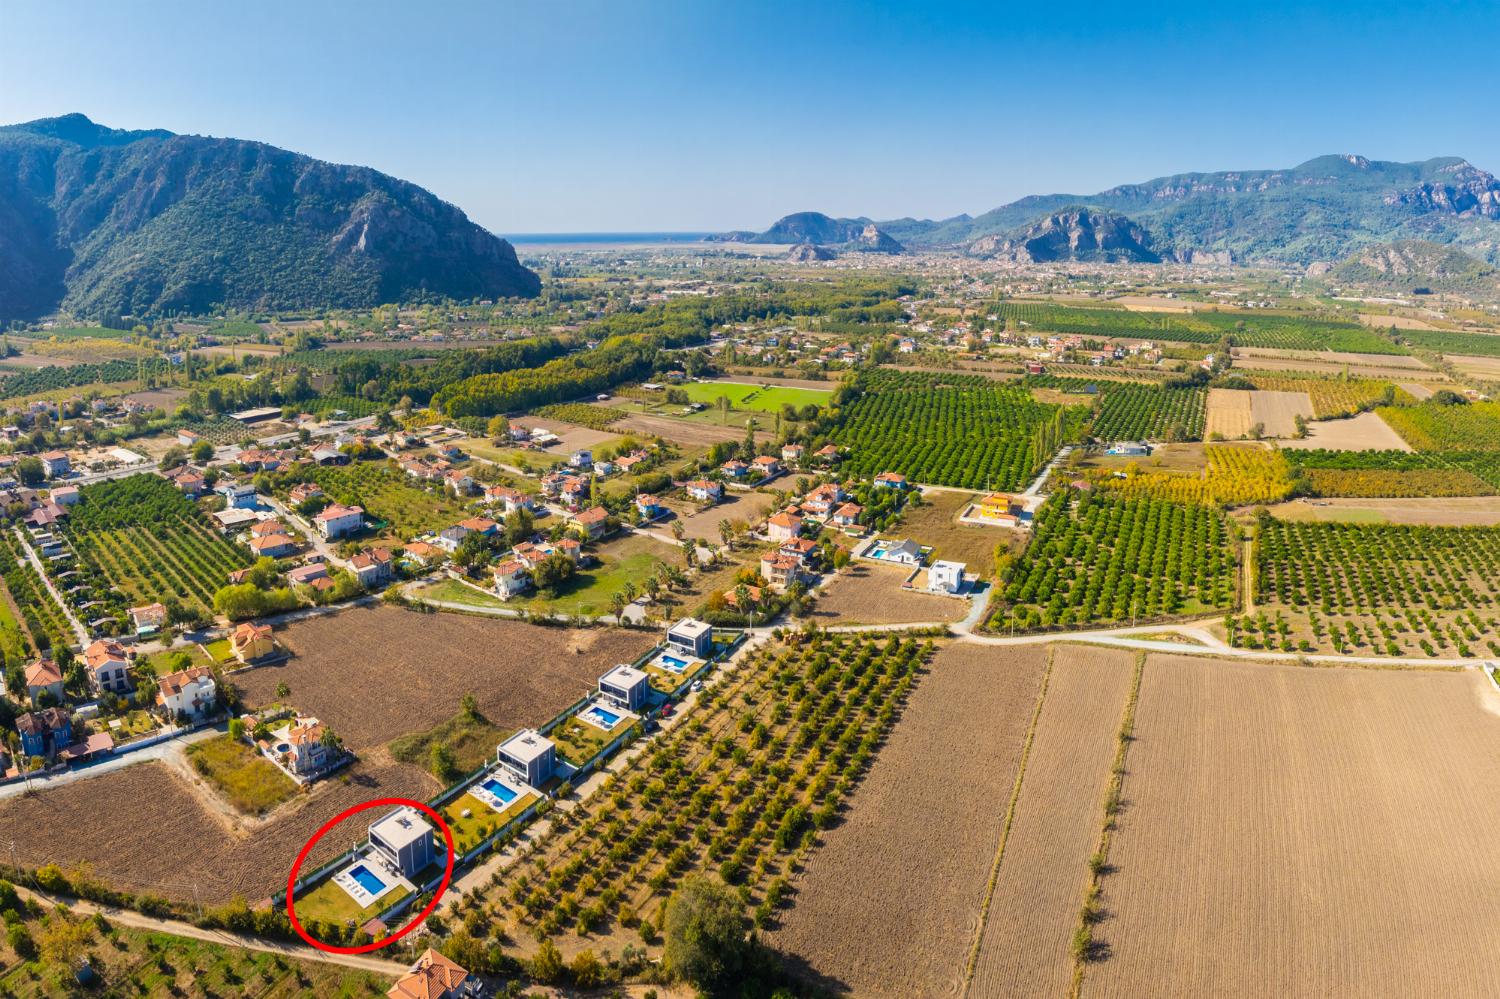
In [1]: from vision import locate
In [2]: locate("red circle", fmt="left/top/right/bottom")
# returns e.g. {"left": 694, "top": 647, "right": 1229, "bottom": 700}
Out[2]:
{"left": 285, "top": 796, "right": 456, "bottom": 954}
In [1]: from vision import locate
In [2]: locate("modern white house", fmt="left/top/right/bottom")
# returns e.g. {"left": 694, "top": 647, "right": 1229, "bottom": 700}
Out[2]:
{"left": 667, "top": 617, "right": 714, "bottom": 658}
{"left": 929, "top": 560, "right": 966, "bottom": 594}
{"left": 369, "top": 807, "right": 437, "bottom": 879}
{"left": 599, "top": 664, "right": 651, "bottom": 713}
{"left": 1106, "top": 441, "right": 1151, "bottom": 457}
{"left": 497, "top": 729, "right": 555, "bottom": 787}
{"left": 215, "top": 479, "right": 258, "bottom": 509}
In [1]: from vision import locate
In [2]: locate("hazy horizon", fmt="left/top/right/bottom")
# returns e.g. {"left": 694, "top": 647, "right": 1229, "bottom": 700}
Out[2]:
{"left": 2, "top": 0, "right": 1496, "bottom": 234}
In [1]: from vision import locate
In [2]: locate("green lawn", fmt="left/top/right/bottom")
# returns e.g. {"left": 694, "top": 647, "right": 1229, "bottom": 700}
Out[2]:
{"left": 415, "top": 577, "right": 509, "bottom": 609}
{"left": 200, "top": 637, "right": 235, "bottom": 663}
{"left": 641, "top": 656, "right": 709, "bottom": 695}
{"left": 439, "top": 787, "right": 540, "bottom": 854}
{"left": 294, "top": 873, "right": 412, "bottom": 929}
{"left": 184, "top": 735, "right": 298, "bottom": 815}
{"left": 551, "top": 711, "right": 634, "bottom": 767}
{"left": 675, "top": 380, "right": 832, "bottom": 413}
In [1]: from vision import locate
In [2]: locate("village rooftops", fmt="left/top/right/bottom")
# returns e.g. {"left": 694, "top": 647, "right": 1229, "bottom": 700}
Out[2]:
{"left": 387, "top": 948, "right": 473, "bottom": 999}
{"left": 25, "top": 659, "right": 62, "bottom": 687}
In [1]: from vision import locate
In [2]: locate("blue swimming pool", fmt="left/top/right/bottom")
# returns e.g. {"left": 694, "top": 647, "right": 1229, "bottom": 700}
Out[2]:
{"left": 584, "top": 706, "right": 622, "bottom": 727}
{"left": 349, "top": 864, "right": 386, "bottom": 895}
{"left": 659, "top": 654, "right": 689, "bottom": 672}
{"left": 480, "top": 777, "right": 518, "bottom": 804}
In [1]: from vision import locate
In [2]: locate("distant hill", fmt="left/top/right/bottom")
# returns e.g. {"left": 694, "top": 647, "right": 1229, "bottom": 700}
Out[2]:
{"left": 969, "top": 207, "right": 1159, "bottom": 263}
{"left": 714, "top": 211, "right": 903, "bottom": 253}
{"left": 787, "top": 242, "right": 838, "bottom": 262}
{"left": 1331, "top": 239, "right": 1499, "bottom": 293}
{"left": 0, "top": 113, "right": 540, "bottom": 322}
{"left": 721, "top": 155, "right": 1500, "bottom": 266}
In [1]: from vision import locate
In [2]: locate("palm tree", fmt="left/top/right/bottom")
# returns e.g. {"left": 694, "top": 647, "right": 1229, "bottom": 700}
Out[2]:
{"left": 718, "top": 519, "right": 733, "bottom": 550}
{"left": 610, "top": 591, "right": 627, "bottom": 625}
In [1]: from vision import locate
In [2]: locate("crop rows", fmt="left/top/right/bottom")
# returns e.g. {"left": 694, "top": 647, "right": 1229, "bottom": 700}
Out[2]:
{"left": 995, "top": 303, "right": 1404, "bottom": 354}
{"left": 1286, "top": 448, "right": 1500, "bottom": 490}
{"left": 1247, "top": 374, "right": 1410, "bottom": 418}
{"left": 275, "top": 462, "right": 466, "bottom": 536}
{"left": 1377, "top": 400, "right": 1500, "bottom": 452}
{"left": 1025, "top": 376, "right": 1206, "bottom": 441}
{"left": 831, "top": 369, "right": 1081, "bottom": 490}
{"left": 1258, "top": 519, "right": 1500, "bottom": 615}
{"left": 993, "top": 490, "right": 1234, "bottom": 630}
{"left": 0, "top": 531, "right": 72, "bottom": 653}
{"left": 1087, "top": 443, "right": 1293, "bottom": 506}
{"left": 532, "top": 403, "right": 627, "bottom": 430}
{"left": 464, "top": 635, "right": 927, "bottom": 951}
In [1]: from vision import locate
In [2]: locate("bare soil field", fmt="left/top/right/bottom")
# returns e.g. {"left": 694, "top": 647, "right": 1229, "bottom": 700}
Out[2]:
{"left": 1356, "top": 312, "right": 1446, "bottom": 331}
{"left": 967, "top": 646, "right": 1135, "bottom": 998}
{"left": 1235, "top": 347, "right": 1433, "bottom": 370}
{"left": 811, "top": 563, "right": 969, "bottom": 626}
{"left": 1247, "top": 390, "right": 1314, "bottom": 437}
{"left": 1085, "top": 655, "right": 1500, "bottom": 999}
{"left": 1112, "top": 295, "right": 1198, "bottom": 313}
{"left": 1205, "top": 389, "right": 1253, "bottom": 439}
{"left": 1446, "top": 353, "right": 1500, "bottom": 379}
{"left": 668, "top": 490, "right": 777, "bottom": 541}
{"left": 232, "top": 606, "right": 655, "bottom": 751}
{"left": 902, "top": 489, "right": 1020, "bottom": 575}
{"left": 770, "top": 644, "right": 1049, "bottom": 998}
{"left": 609, "top": 411, "right": 758, "bottom": 446}
{"left": 0, "top": 756, "right": 435, "bottom": 905}
{"left": 1279, "top": 411, "right": 1413, "bottom": 452}
{"left": 1400, "top": 381, "right": 1434, "bottom": 400}
{"left": 1266, "top": 496, "right": 1500, "bottom": 527}
{"left": 1234, "top": 354, "right": 1450, "bottom": 380}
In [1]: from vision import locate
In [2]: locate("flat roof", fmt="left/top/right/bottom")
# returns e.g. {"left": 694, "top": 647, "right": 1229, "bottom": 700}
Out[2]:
{"left": 229, "top": 406, "right": 283, "bottom": 422}
{"left": 369, "top": 807, "right": 432, "bottom": 851}
{"left": 669, "top": 618, "right": 712, "bottom": 639}
{"left": 498, "top": 729, "right": 553, "bottom": 765}
{"left": 932, "top": 560, "right": 966, "bottom": 571}
{"left": 601, "top": 664, "right": 649, "bottom": 688}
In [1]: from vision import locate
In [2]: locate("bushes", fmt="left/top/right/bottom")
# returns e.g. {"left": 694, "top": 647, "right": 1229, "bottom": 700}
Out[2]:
{"left": 1088, "top": 443, "right": 1294, "bottom": 506}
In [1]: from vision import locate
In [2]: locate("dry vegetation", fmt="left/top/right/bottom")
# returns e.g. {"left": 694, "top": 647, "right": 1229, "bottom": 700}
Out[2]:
{"left": 1204, "top": 389, "right": 1253, "bottom": 439}
{"left": 1247, "top": 390, "right": 1314, "bottom": 437}
{"left": 769, "top": 644, "right": 1049, "bottom": 997}
{"left": 966, "top": 646, "right": 1135, "bottom": 998}
{"left": 1084, "top": 655, "right": 1500, "bottom": 998}
{"left": 810, "top": 563, "right": 969, "bottom": 626}
{"left": 899, "top": 488, "right": 1020, "bottom": 574}
{"left": 1279, "top": 411, "right": 1413, "bottom": 452}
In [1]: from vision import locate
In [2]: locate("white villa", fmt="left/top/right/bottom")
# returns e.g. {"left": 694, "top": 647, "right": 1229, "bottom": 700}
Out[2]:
{"left": 929, "top": 560, "right": 966, "bottom": 594}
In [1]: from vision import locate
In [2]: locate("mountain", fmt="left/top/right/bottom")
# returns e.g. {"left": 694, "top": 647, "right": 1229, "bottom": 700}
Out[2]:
{"left": 714, "top": 211, "right": 903, "bottom": 252}
{"left": 0, "top": 113, "right": 540, "bottom": 322}
{"left": 722, "top": 155, "right": 1500, "bottom": 266}
{"left": 968, "top": 207, "right": 1159, "bottom": 263}
{"left": 1331, "top": 239, "right": 1499, "bottom": 294}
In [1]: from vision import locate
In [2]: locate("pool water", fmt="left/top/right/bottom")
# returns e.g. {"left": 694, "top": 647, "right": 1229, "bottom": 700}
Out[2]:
{"left": 659, "top": 654, "right": 689, "bottom": 672}
{"left": 480, "top": 778, "right": 518, "bottom": 804}
{"left": 584, "top": 706, "right": 622, "bottom": 727}
{"left": 349, "top": 865, "right": 386, "bottom": 895}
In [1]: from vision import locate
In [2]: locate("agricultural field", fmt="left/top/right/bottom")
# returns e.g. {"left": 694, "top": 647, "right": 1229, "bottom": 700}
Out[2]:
{"left": 1279, "top": 410, "right": 1414, "bottom": 452}
{"left": 532, "top": 402, "right": 628, "bottom": 429}
{"left": 0, "top": 610, "right": 655, "bottom": 909}
{"left": 1398, "top": 327, "right": 1500, "bottom": 358}
{"left": 1027, "top": 377, "right": 1205, "bottom": 442}
{"left": 1253, "top": 517, "right": 1500, "bottom": 656}
{"left": 1246, "top": 372, "right": 1410, "bottom": 418}
{"left": 673, "top": 379, "right": 833, "bottom": 414}
{"left": 0, "top": 900, "right": 393, "bottom": 998}
{"left": 994, "top": 490, "right": 1236, "bottom": 631}
{"left": 1203, "top": 388, "right": 1253, "bottom": 439}
{"left": 668, "top": 490, "right": 777, "bottom": 543}
{"left": 1266, "top": 497, "right": 1500, "bottom": 527}
{"left": 58, "top": 474, "right": 253, "bottom": 622}
{"left": 1086, "top": 442, "right": 1294, "bottom": 507}
{"left": 501, "top": 533, "right": 685, "bottom": 618}
{"left": 447, "top": 634, "right": 929, "bottom": 964}
{"left": 0, "top": 531, "right": 73, "bottom": 654}
{"left": 831, "top": 369, "right": 1082, "bottom": 490}
{"left": 275, "top": 461, "right": 469, "bottom": 536}
{"left": 1377, "top": 399, "right": 1500, "bottom": 452}
{"left": 995, "top": 302, "right": 1406, "bottom": 354}
{"left": 966, "top": 646, "right": 1137, "bottom": 999}
{"left": 769, "top": 643, "right": 1050, "bottom": 997}
{"left": 1442, "top": 353, "right": 1500, "bottom": 379}
{"left": 810, "top": 562, "right": 969, "bottom": 626}
{"left": 1249, "top": 390, "right": 1313, "bottom": 437}
{"left": 1087, "top": 655, "right": 1500, "bottom": 998}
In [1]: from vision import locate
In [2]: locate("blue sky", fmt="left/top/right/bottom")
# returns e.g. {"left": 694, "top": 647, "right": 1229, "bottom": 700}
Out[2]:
{"left": 2, "top": 0, "right": 1496, "bottom": 233}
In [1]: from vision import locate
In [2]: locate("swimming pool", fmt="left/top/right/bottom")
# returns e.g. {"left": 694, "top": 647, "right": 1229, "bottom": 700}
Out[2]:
{"left": 349, "top": 865, "right": 386, "bottom": 895}
{"left": 480, "top": 777, "right": 518, "bottom": 804}
{"left": 582, "top": 705, "right": 622, "bottom": 728}
{"left": 658, "top": 654, "right": 690, "bottom": 673}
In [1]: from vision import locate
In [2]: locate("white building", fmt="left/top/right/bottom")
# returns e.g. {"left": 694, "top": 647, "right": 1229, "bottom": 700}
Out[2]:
{"left": 667, "top": 618, "right": 713, "bottom": 659}
{"left": 314, "top": 503, "right": 364, "bottom": 539}
{"left": 929, "top": 560, "right": 966, "bottom": 594}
